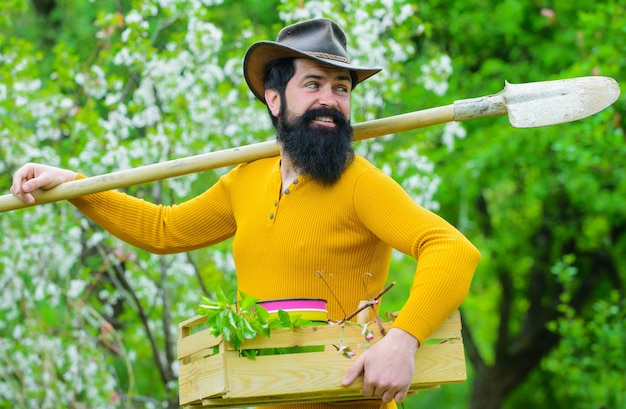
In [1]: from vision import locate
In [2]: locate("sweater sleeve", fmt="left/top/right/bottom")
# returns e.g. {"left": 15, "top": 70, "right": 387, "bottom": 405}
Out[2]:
{"left": 353, "top": 167, "right": 480, "bottom": 344}
{"left": 68, "top": 172, "right": 237, "bottom": 254}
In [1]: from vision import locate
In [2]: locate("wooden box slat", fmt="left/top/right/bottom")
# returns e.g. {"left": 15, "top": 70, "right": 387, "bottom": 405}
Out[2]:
{"left": 178, "top": 310, "right": 465, "bottom": 408}
{"left": 178, "top": 352, "right": 229, "bottom": 401}
{"left": 178, "top": 329, "right": 222, "bottom": 360}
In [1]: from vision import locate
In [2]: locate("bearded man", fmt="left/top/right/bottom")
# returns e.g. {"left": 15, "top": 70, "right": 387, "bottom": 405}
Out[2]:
{"left": 11, "top": 18, "right": 480, "bottom": 409}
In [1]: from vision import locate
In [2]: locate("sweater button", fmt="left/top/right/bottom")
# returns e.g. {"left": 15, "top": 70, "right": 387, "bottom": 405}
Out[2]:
{"left": 269, "top": 213, "right": 275, "bottom": 219}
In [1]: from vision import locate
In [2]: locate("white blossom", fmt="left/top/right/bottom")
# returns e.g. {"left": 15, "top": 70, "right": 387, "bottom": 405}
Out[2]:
{"left": 442, "top": 121, "right": 467, "bottom": 151}
{"left": 67, "top": 280, "right": 88, "bottom": 299}
{"left": 420, "top": 55, "right": 453, "bottom": 96}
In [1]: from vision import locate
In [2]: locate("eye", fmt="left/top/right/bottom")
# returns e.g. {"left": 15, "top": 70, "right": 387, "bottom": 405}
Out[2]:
{"left": 306, "top": 82, "right": 320, "bottom": 89}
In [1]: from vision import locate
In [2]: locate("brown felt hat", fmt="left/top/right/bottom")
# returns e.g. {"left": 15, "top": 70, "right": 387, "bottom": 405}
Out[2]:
{"left": 244, "top": 18, "right": 382, "bottom": 104}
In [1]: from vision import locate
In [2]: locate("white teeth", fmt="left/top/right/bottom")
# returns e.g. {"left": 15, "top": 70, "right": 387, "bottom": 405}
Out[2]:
{"left": 316, "top": 116, "right": 334, "bottom": 123}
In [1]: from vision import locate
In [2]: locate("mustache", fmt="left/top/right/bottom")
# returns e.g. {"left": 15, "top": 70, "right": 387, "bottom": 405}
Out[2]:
{"left": 299, "top": 107, "right": 349, "bottom": 128}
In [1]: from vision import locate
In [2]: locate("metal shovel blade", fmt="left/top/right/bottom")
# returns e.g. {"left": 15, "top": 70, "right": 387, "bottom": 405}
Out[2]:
{"left": 503, "top": 76, "right": 621, "bottom": 128}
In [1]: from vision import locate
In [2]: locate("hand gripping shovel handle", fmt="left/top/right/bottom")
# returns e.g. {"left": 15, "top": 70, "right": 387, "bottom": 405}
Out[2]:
{"left": 0, "top": 76, "right": 620, "bottom": 213}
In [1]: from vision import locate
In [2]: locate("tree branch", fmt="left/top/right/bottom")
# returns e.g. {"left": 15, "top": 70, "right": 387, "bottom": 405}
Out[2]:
{"left": 159, "top": 256, "right": 176, "bottom": 385}
{"left": 97, "top": 244, "right": 170, "bottom": 388}
{"left": 461, "top": 311, "right": 486, "bottom": 374}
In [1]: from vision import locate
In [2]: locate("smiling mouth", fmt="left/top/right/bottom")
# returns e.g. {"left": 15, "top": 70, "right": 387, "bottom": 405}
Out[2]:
{"left": 314, "top": 116, "right": 335, "bottom": 125}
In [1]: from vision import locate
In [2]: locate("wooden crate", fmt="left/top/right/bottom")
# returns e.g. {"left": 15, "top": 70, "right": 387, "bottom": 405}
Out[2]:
{"left": 178, "top": 311, "right": 466, "bottom": 408}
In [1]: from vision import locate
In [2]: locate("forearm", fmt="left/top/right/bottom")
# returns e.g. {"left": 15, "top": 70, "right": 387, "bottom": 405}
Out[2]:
{"left": 392, "top": 230, "right": 480, "bottom": 343}
{"left": 69, "top": 175, "right": 236, "bottom": 254}
{"left": 352, "top": 167, "right": 480, "bottom": 342}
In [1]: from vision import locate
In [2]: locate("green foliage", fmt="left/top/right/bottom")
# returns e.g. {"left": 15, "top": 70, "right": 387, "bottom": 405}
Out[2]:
{"left": 417, "top": 2, "right": 625, "bottom": 408}
{"left": 199, "top": 289, "right": 272, "bottom": 357}
{"left": 541, "top": 258, "right": 626, "bottom": 407}
{"left": 197, "top": 289, "right": 316, "bottom": 359}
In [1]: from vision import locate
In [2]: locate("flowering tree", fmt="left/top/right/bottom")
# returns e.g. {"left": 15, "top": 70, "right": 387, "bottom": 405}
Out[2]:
{"left": 0, "top": 1, "right": 444, "bottom": 407}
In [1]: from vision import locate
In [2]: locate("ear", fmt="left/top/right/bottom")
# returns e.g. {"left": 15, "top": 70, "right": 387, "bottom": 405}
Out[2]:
{"left": 265, "top": 88, "right": 281, "bottom": 117}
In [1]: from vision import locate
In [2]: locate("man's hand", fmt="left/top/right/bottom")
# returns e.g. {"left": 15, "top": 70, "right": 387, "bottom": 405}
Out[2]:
{"left": 341, "top": 328, "right": 419, "bottom": 403}
{"left": 11, "top": 163, "right": 77, "bottom": 205}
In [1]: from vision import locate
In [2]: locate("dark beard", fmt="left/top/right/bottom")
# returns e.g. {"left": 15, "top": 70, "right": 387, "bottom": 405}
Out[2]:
{"left": 277, "top": 107, "right": 354, "bottom": 186}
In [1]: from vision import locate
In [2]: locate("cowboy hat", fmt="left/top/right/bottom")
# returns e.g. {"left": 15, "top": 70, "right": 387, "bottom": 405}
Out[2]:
{"left": 243, "top": 18, "right": 382, "bottom": 104}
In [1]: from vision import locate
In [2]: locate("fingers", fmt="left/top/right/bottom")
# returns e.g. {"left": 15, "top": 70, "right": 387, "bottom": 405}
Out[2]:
{"left": 341, "top": 352, "right": 410, "bottom": 403}
{"left": 9, "top": 184, "right": 35, "bottom": 205}
{"left": 10, "top": 163, "right": 76, "bottom": 205}
{"left": 341, "top": 354, "right": 365, "bottom": 387}
{"left": 11, "top": 164, "right": 38, "bottom": 204}
{"left": 391, "top": 386, "right": 409, "bottom": 403}
{"left": 362, "top": 373, "right": 409, "bottom": 403}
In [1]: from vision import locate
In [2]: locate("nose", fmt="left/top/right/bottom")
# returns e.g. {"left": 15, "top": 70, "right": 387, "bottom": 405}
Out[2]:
{"left": 317, "top": 86, "right": 338, "bottom": 109}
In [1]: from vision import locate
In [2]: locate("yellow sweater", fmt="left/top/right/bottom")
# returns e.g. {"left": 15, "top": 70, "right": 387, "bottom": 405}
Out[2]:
{"left": 71, "top": 154, "right": 480, "bottom": 409}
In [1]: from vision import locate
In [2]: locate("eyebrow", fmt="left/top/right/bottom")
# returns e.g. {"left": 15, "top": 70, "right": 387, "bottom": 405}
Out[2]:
{"left": 302, "top": 72, "right": 352, "bottom": 83}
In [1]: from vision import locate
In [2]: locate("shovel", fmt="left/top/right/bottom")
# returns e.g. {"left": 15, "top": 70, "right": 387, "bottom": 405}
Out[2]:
{"left": 0, "top": 76, "right": 620, "bottom": 213}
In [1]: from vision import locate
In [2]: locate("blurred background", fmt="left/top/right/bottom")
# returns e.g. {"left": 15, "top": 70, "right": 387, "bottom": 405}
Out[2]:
{"left": 0, "top": 0, "right": 624, "bottom": 408}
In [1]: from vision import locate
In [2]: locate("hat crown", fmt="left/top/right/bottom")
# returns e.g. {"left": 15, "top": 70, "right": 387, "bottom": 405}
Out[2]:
{"left": 276, "top": 19, "right": 349, "bottom": 62}
{"left": 243, "top": 18, "right": 382, "bottom": 104}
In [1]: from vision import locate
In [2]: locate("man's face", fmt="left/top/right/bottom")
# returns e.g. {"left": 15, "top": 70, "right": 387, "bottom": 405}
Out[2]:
{"left": 281, "top": 58, "right": 352, "bottom": 123}
{"left": 269, "top": 59, "right": 355, "bottom": 185}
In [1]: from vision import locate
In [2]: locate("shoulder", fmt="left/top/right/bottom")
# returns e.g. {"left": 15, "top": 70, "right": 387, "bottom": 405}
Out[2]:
{"left": 351, "top": 154, "right": 376, "bottom": 169}
{"left": 221, "top": 156, "right": 280, "bottom": 182}
{"left": 344, "top": 154, "right": 380, "bottom": 176}
{"left": 344, "top": 155, "right": 395, "bottom": 185}
{"left": 343, "top": 155, "right": 412, "bottom": 203}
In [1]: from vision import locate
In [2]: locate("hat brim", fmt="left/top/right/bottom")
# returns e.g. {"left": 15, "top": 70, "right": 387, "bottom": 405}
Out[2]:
{"left": 244, "top": 41, "right": 382, "bottom": 104}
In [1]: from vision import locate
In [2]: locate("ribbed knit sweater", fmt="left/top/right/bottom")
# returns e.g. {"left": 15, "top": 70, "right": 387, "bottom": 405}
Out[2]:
{"left": 70, "top": 154, "right": 480, "bottom": 409}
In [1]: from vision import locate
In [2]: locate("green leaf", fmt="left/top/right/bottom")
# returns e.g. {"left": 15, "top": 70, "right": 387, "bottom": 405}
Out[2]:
{"left": 260, "top": 324, "right": 272, "bottom": 339}
{"left": 277, "top": 309, "right": 292, "bottom": 327}
{"left": 255, "top": 305, "right": 270, "bottom": 323}
{"left": 241, "top": 317, "right": 256, "bottom": 339}
{"left": 291, "top": 316, "right": 313, "bottom": 328}
{"left": 221, "top": 326, "right": 231, "bottom": 342}
{"left": 238, "top": 290, "right": 259, "bottom": 311}
{"left": 215, "top": 287, "right": 232, "bottom": 304}
{"left": 227, "top": 310, "right": 238, "bottom": 329}
{"left": 241, "top": 349, "right": 257, "bottom": 360}
{"left": 200, "top": 295, "right": 223, "bottom": 307}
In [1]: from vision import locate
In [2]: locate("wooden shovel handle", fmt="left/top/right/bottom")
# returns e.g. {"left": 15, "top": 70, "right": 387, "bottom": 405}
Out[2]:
{"left": 0, "top": 105, "right": 455, "bottom": 213}
{"left": 352, "top": 105, "right": 454, "bottom": 141}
